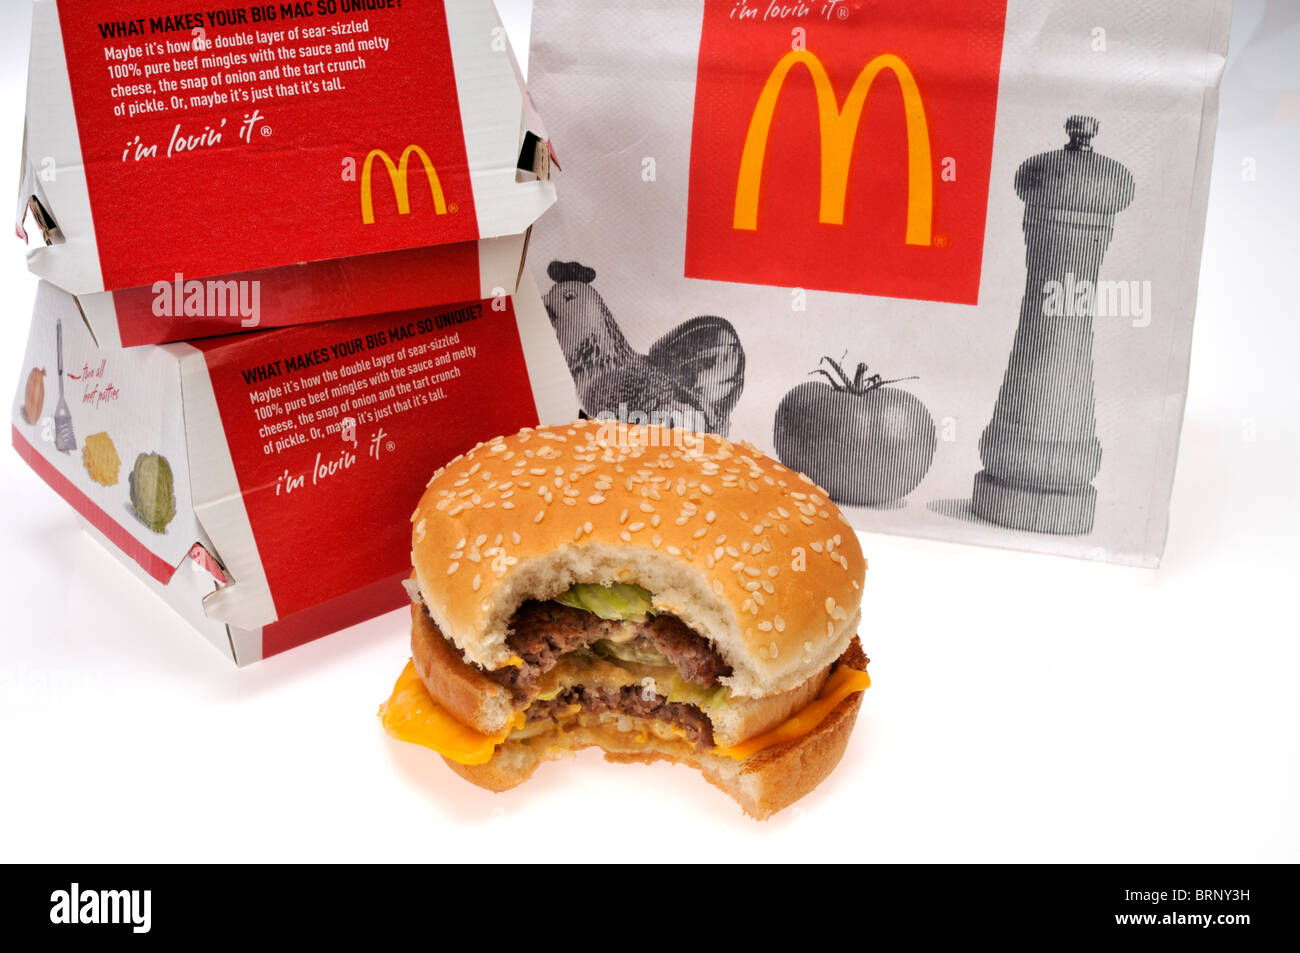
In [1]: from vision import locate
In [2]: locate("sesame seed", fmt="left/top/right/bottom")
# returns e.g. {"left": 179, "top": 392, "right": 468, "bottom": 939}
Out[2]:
{"left": 811, "top": 541, "right": 824, "bottom": 553}
{"left": 746, "top": 581, "right": 760, "bottom": 591}
{"left": 652, "top": 535, "right": 663, "bottom": 548}
{"left": 501, "top": 502, "right": 515, "bottom": 510}
{"left": 825, "top": 597, "right": 836, "bottom": 614}
{"left": 584, "top": 521, "right": 593, "bottom": 535}
{"left": 775, "top": 615, "right": 786, "bottom": 632}
{"left": 666, "top": 545, "right": 682, "bottom": 556}
{"left": 447, "top": 562, "right": 460, "bottom": 575}
{"left": 744, "top": 567, "right": 761, "bottom": 577}
{"left": 762, "top": 581, "right": 774, "bottom": 594}
{"left": 769, "top": 641, "right": 779, "bottom": 658}
{"left": 512, "top": 532, "right": 521, "bottom": 545}
{"left": 827, "top": 621, "right": 835, "bottom": 638}
{"left": 712, "top": 579, "right": 724, "bottom": 597}
{"left": 534, "top": 511, "right": 546, "bottom": 523}
{"left": 621, "top": 531, "right": 632, "bottom": 542}
{"left": 589, "top": 495, "right": 606, "bottom": 505}
{"left": 475, "top": 535, "right": 487, "bottom": 546}
{"left": 467, "top": 550, "right": 481, "bottom": 563}
{"left": 758, "top": 620, "right": 773, "bottom": 632}
{"left": 472, "top": 574, "right": 482, "bottom": 591}
{"left": 619, "top": 509, "right": 629, "bottom": 524}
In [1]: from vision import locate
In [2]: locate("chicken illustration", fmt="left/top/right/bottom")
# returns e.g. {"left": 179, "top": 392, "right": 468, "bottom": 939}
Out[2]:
{"left": 543, "top": 261, "right": 746, "bottom": 436}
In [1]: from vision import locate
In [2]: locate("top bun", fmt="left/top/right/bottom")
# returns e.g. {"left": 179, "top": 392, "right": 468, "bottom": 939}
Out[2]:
{"left": 410, "top": 421, "right": 865, "bottom": 698}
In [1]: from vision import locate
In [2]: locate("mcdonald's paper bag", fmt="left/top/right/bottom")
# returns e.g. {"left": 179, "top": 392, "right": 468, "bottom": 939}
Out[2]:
{"left": 527, "top": 0, "right": 1231, "bottom": 567}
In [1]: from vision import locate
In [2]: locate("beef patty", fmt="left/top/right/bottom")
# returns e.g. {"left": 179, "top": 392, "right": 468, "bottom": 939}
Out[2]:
{"left": 526, "top": 685, "right": 715, "bottom": 750}
{"left": 483, "top": 601, "right": 732, "bottom": 699}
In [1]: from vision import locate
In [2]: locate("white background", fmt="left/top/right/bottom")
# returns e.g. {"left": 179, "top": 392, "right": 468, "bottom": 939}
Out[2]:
{"left": 1, "top": 0, "right": 1296, "bottom": 862}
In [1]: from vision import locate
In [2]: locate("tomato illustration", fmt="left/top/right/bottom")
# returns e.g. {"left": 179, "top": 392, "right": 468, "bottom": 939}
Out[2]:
{"left": 774, "top": 357, "right": 937, "bottom": 506}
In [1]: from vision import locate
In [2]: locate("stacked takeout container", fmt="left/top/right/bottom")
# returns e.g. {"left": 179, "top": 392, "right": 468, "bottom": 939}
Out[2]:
{"left": 11, "top": 0, "right": 576, "bottom": 663}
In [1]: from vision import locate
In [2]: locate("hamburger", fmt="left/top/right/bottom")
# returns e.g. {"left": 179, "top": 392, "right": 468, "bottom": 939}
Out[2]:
{"left": 380, "top": 420, "right": 870, "bottom": 819}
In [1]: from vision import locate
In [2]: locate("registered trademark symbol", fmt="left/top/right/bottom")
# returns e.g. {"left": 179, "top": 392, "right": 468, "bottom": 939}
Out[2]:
{"left": 448, "top": 203, "right": 459, "bottom": 213}
{"left": 836, "top": 6, "right": 849, "bottom": 18}
{"left": 386, "top": 440, "right": 396, "bottom": 453}
{"left": 260, "top": 125, "right": 272, "bottom": 137}
{"left": 933, "top": 233, "right": 951, "bottom": 249}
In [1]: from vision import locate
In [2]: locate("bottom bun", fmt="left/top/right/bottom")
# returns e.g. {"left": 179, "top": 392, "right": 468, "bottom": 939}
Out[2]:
{"left": 444, "top": 645, "right": 867, "bottom": 820}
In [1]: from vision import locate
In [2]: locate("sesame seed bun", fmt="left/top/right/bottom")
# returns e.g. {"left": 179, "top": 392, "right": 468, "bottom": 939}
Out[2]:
{"left": 410, "top": 420, "right": 866, "bottom": 698}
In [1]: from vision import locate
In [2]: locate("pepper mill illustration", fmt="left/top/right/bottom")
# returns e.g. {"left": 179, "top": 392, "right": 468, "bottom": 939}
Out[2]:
{"left": 972, "top": 116, "right": 1134, "bottom": 535}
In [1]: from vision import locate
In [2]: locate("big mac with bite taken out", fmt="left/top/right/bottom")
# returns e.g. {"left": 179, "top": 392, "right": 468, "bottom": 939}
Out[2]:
{"left": 380, "top": 420, "right": 870, "bottom": 819}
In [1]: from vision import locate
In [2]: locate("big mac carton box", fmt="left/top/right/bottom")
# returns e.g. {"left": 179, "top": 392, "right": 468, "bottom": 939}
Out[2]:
{"left": 17, "top": 0, "right": 555, "bottom": 347}
{"left": 12, "top": 276, "right": 577, "bottom": 664}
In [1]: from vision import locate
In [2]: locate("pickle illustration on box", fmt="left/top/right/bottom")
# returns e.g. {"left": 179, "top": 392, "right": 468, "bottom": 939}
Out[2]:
{"left": 542, "top": 261, "right": 746, "bottom": 436}
{"left": 971, "top": 116, "right": 1135, "bottom": 536}
{"left": 128, "top": 452, "right": 177, "bottom": 535}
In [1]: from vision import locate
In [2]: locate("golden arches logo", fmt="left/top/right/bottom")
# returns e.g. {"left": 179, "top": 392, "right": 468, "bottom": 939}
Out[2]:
{"left": 733, "top": 50, "right": 933, "bottom": 246}
{"left": 361, "top": 145, "right": 448, "bottom": 225}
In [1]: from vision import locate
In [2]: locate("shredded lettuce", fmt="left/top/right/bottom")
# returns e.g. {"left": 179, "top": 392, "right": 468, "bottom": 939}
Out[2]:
{"left": 554, "top": 582, "right": 655, "bottom": 622}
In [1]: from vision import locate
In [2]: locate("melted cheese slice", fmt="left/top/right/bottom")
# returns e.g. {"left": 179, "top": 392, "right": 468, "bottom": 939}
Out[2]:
{"left": 380, "top": 659, "right": 870, "bottom": 766}
{"left": 379, "top": 660, "right": 524, "bottom": 766}
{"left": 712, "top": 665, "right": 872, "bottom": 761}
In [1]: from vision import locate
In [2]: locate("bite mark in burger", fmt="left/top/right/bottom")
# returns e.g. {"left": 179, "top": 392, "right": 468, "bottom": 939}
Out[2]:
{"left": 381, "top": 421, "right": 870, "bottom": 819}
